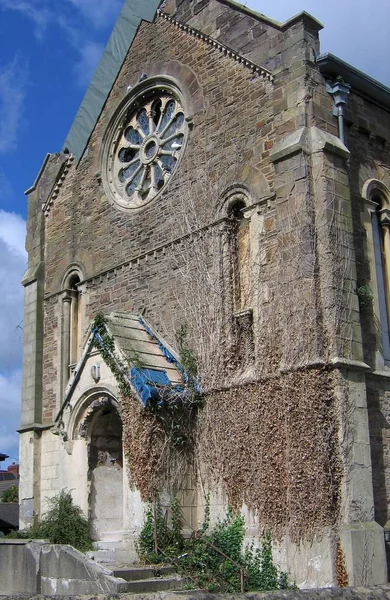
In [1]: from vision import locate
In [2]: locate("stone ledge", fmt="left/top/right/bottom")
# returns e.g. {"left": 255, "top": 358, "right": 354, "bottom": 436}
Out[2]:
{"left": 270, "top": 126, "right": 350, "bottom": 163}
{"left": 21, "top": 262, "right": 45, "bottom": 287}
{"left": 330, "top": 357, "right": 371, "bottom": 371}
{"left": 3, "top": 586, "right": 390, "bottom": 599}
{"left": 18, "top": 423, "right": 54, "bottom": 434}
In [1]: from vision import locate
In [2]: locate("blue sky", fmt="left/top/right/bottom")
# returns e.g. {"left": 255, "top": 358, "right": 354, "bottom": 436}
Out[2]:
{"left": 0, "top": 0, "right": 389, "bottom": 467}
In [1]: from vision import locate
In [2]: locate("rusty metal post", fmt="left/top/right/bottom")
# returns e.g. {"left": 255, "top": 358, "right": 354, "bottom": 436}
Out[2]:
{"left": 240, "top": 568, "right": 245, "bottom": 593}
{"left": 153, "top": 500, "right": 158, "bottom": 554}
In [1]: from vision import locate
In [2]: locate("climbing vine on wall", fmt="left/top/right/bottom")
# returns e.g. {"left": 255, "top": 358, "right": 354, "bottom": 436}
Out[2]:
{"left": 92, "top": 312, "right": 134, "bottom": 397}
{"left": 91, "top": 138, "right": 346, "bottom": 539}
{"left": 197, "top": 368, "right": 341, "bottom": 542}
{"left": 92, "top": 313, "right": 201, "bottom": 500}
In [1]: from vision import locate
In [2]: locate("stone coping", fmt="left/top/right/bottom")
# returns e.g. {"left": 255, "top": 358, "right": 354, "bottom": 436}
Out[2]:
{"left": 2, "top": 587, "right": 390, "bottom": 599}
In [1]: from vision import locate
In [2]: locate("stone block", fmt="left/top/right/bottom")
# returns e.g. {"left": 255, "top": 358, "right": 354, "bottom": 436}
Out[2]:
{"left": 341, "top": 521, "right": 387, "bottom": 586}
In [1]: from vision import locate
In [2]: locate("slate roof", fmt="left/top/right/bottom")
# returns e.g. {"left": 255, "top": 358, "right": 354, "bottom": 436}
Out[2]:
{"left": 106, "top": 313, "right": 183, "bottom": 386}
{"left": 100, "top": 313, "right": 187, "bottom": 407}
{"left": 63, "top": 0, "right": 161, "bottom": 161}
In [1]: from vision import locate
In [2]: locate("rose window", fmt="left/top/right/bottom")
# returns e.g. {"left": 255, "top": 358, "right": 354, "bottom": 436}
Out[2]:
{"left": 108, "top": 94, "right": 187, "bottom": 208}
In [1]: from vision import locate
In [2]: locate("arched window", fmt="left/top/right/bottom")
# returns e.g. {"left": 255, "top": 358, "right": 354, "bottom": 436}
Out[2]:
{"left": 62, "top": 269, "right": 83, "bottom": 387}
{"left": 226, "top": 195, "right": 254, "bottom": 367}
{"left": 229, "top": 200, "right": 251, "bottom": 312}
{"left": 363, "top": 180, "right": 390, "bottom": 363}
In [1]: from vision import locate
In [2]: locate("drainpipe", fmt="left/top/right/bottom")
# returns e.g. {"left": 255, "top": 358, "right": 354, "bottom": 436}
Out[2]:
{"left": 326, "top": 80, "right": 351, "bottom": 145}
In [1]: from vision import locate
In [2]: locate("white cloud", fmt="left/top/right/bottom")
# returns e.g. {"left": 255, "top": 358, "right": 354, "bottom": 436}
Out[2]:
{"left": 0, "top": 0, "right": 51, "bottom": 39}
{"left": 0, "top": 370, "right": 21, "bottom": 462}
{"left": 68, "top": 0, "right": 122, "bottom": 30}
{"left": 0, "top": 212, "right": 26, "bottom": 371}
{"left": 74, "top": 40, "right": 104, "bottom": 87}
{"left": 0, "top": 211, "right": 26, "bottom": 462}
{"left": 0, "top": 57, "right": 28, "bottom": 153}
{"left": 0, "top": 210, "right": 26, "bottom": 257}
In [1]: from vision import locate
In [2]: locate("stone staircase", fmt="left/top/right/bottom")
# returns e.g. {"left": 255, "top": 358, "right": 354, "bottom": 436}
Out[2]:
{"left": 87, "top": 546, "right": 185, "bottom": 594}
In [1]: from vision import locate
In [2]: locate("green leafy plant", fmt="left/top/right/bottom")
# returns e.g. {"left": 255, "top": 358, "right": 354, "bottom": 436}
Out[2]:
{"left": 176, "top": 323, "right": 198, "bottom": 378}
{"left": 137, "top": 496, "right": 292, "bottom": 592}
{"left": 1, "top": 485, "right": 18, "bottom": 503}
{"left": 137, "top": 497, "right": 184, "bottom": 563}
{"left": 175, "top": 323, "right": 202, "bottom": 406}
{"left": 92, "top": 312, "right": 138, "bottom": 397}
{"left": 7, "top": 490, "right": 93, "bottom": 552}
{"left": 357, "top": 285, "right": 374, "bottom": 313}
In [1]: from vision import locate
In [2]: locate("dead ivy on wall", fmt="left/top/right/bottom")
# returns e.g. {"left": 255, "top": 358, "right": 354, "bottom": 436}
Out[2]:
{"left": 197, "top": 368, "right": 342, "bottom": 542}
{"left": 91, "top": 314, "right": 200, "bottom": 500}
{"left": 118, "top": 364, "right": 341, "bottom": 541}
{"left": 121, "top": 394, "right": 197, "bottom": 500}
{"left": 335, "top": 541, "right": 349, "bottom": 587}
{"left": 89, "top": 143, "right": 352, "bottom": 548}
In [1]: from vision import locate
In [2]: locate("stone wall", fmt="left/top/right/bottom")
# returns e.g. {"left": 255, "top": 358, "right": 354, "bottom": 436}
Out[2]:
{"left": 3, "top": 587, "right": 390, "bottom": 599}
{"left": 20, "top": 0, "right": 390, "bottom": 588}
{"left": 0, "top": 540, "right": 123, "bottom": 595}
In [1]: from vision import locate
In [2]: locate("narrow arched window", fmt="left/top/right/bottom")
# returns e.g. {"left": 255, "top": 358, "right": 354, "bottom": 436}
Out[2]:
{"left": 228, "top": 198, "right": 254, "bottom": 366}
{"left": 372, "top": 194, "right": 390, "bottom": 351}
{"left": 363, "top": 179, "right": 390, "bottom": 364}
{"left": 68, "top": 273, "right": 81, "bottom": 368}
{"left": 229, "top": 201, "right": 251, "bottom": 312}
{"left": 62, "top": 269, "right": 83, "bottom": 388}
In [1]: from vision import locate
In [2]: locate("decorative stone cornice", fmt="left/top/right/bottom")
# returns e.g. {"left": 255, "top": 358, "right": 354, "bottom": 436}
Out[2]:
{"left": 43, "top": 154, "right": 75, "bottom": 217}
{"left": 44, "top": 192, "right": 276, "bottom": 300}
{"left": 157, "top": 10, "right": 274, "bottom": 82}
{"left": 44, "top": 216, "right": 230, "bottom": 300}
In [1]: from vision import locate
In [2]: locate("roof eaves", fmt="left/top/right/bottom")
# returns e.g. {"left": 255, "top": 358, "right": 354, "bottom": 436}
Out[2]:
{"left": 317, "top": 52, "right": 390, "bottom": 111}
{"left": 62, "top": 0, "right": 162, "bottom": 164}
{"left": 43, "top": 154, "right": 75, "bottom": 216}
{"left": 158, "top": 10, "right": 273, "bottom": 82}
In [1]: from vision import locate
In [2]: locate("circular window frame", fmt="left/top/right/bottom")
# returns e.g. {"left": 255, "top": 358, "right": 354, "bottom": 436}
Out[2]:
{"left": 100, "top": 77, "right": 189, "bottom": 213}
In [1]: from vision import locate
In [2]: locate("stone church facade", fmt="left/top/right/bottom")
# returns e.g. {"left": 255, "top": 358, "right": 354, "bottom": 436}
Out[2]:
{"left": 20, "top": 0, "right": 390, "bottom": 588}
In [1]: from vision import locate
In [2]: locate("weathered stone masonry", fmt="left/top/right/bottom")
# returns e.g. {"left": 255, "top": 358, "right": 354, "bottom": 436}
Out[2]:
{"left": 20, "top": 0, "right": 390, "bottom": 589}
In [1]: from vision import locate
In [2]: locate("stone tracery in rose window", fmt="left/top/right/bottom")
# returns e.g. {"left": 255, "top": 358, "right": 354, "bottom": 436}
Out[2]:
{"left": 109, "top": 94, "right": 186, "bottom": 207}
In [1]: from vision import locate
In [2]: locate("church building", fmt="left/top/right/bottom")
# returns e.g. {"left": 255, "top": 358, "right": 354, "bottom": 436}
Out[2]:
{"left": 20, "top": 0, "right": 390, "bottom": 588}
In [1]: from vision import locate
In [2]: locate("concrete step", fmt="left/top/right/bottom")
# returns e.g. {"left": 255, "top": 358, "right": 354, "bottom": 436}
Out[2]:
{"left": 95, "top": 540, "right": 120, "bottom": 550}
{"left": 86, "top": 548, "right": 116, "bottom": 563}
{"left": 116, "top": 576, "right": 184, "bottom": 594}
{"left": 112, "top": 565, "right": 176, "bottom": 581}
{"left": 99, "top": 531, "right": 123, "bottom": 542}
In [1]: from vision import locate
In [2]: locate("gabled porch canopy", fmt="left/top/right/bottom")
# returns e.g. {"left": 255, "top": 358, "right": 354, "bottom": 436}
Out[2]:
{"left": 60, "top": 312, "right": 191, "bottom": 414}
